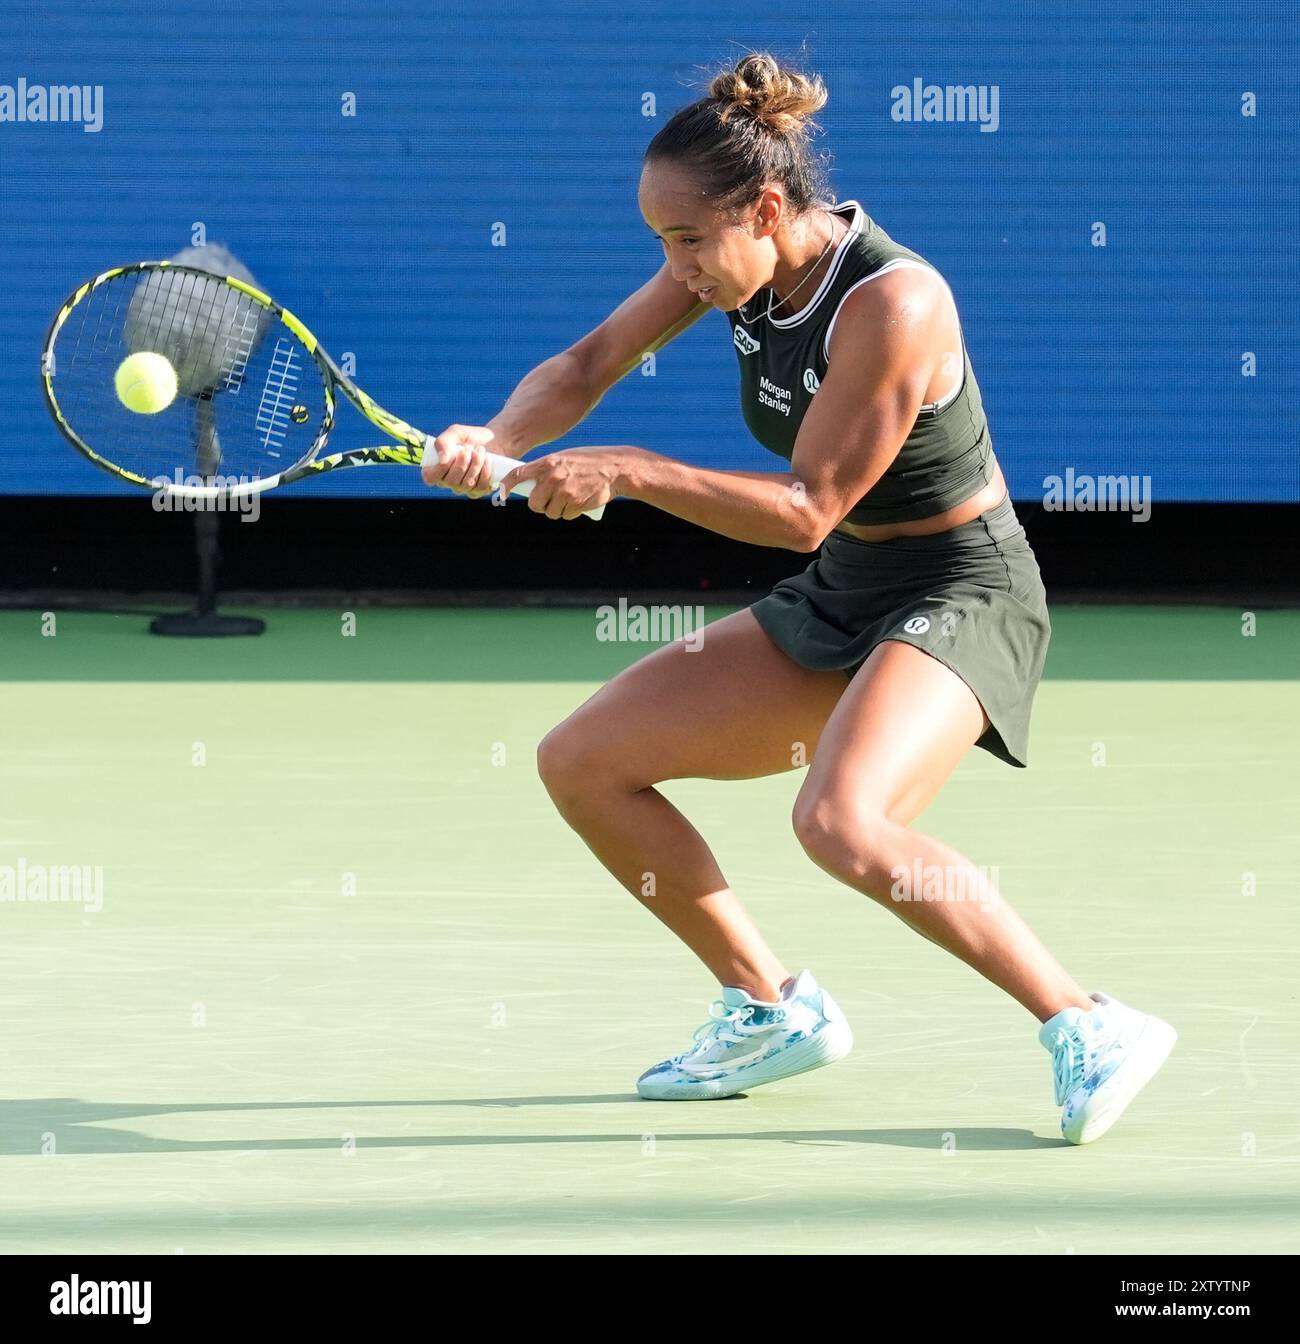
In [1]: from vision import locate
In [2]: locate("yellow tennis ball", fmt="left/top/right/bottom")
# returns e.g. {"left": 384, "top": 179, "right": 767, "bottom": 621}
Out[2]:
{"left": 115, "top": 351, "right": 178, "bottom": 414}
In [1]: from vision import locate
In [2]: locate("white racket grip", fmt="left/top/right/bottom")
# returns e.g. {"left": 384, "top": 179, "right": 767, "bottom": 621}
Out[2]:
{"left": 421, "top": 438, "right": 605, "bottom": 521}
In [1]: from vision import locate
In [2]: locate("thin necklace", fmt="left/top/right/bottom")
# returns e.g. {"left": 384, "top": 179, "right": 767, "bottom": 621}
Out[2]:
{"left": 750, "top": 209, "right": 840, "bottom": 323}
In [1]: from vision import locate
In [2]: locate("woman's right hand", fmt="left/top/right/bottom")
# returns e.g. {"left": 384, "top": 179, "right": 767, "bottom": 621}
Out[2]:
{"left": 420, "top": 424, "right": 503, "bottom": 497}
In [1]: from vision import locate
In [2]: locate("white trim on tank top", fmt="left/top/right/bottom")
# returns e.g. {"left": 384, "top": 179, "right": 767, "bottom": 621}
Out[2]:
{"left": 823, "top": 259, "right": 967, "bottom": 413}
{"left": 753, "top": 200, "right": 866, "bottom": 330}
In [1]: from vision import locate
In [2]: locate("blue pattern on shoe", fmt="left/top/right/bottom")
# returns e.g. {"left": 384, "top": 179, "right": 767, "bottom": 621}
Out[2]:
{"left": 636, "top": 972, "right": 853, "bottom": 1100}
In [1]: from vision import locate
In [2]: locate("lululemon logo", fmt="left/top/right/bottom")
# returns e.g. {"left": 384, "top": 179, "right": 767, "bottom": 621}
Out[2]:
{"left": 803, "top": 368, "right": 821, "bottom": 393}
{"left": 903, "top": 616, "right": 931, "bottom": 634}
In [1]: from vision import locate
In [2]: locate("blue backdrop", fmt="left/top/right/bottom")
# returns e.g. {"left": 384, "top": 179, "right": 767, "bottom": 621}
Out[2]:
{"left": 1, "top": 0, "right": 1295, "bottom": 499}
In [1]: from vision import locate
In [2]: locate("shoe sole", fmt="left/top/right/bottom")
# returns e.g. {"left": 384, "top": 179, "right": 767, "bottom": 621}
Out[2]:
{"left": 1062, "top": 1015, "right": 1177, "bottom": 1145}
{"left": 637, "top": 1016, "right": 854, "bottom": 1101}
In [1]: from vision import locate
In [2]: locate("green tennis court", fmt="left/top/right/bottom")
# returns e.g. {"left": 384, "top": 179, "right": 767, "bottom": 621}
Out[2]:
{"left": 1, "top": 605, "right": 1296, "bottom": 1254}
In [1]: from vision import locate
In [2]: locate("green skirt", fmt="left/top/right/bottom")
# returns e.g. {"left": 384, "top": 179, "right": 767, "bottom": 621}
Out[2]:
{"left": 750, "top": 496, "right": 1051, "bottom": 767}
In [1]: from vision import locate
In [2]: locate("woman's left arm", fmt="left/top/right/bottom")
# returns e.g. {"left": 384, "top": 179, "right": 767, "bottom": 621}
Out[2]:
{"left": 499, "top": 271, "right": 945, "bottom": 550}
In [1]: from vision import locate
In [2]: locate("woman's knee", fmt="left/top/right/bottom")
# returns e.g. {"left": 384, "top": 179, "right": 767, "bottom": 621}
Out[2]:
{"left": 537, "top": 708, "right": 650, "bottom": 804}
{"left": 791, "top": 788, "right": 897, "bottom": 886}
{"left": 536, "top": 718, "right": 600, "bottom": 802}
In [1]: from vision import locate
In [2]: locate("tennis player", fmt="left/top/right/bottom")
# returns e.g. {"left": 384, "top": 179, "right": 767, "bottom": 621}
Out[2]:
{"left": 423, "top": 53, "right": 1175, "bottom": 1143}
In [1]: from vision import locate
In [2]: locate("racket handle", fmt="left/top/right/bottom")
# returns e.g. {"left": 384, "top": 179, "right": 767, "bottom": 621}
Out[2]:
{"left": 422, "top": 439, "right": 605, "bottom": 521}
{"left": 487, "top": 449, "right": 606, "bottom": 522}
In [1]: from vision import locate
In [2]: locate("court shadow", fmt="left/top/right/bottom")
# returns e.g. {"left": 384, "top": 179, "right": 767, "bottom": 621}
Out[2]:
{"left": 0, "top": 1096, "right": 1062, "bottom": 1155}
{"left": 6, "top": 606, "right": 1299, "bottom": 684}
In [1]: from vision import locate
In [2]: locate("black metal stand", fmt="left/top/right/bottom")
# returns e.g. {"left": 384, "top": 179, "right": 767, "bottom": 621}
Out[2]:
{"left": 149, "top": 507, "right": 265, "bottom": 637}
{"left": 150, "top": 394, "right": 265, "bottom": 638}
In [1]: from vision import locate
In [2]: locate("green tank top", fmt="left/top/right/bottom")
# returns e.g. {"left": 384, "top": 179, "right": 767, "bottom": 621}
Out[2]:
{"left": 726, "top": 200, "right": 994, "bottom": 525}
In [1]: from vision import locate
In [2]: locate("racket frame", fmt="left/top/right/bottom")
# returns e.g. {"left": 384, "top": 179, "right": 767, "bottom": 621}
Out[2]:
{"left": 41, "top": 261, "right": 600, "bottom": 515}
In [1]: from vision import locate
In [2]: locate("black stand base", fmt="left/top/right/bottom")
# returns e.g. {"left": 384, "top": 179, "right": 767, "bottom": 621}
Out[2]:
{"left": 151, "top": 437, "right": 265, "bottom": 636}
{"left": 150, "top": 612, "right": 266, "bottom": 637}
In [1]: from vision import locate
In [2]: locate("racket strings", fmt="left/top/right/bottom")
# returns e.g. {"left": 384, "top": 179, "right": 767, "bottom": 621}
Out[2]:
{"left": 48, "top": 267, "right": 328, "bottom": 487}
{"left": 129, "top": 268, "right": 259, "bottom": 397}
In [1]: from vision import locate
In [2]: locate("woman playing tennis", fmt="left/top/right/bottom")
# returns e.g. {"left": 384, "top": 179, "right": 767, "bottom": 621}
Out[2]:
{"left": 422, "top": 53, "right": 1175, "bottom": 1143}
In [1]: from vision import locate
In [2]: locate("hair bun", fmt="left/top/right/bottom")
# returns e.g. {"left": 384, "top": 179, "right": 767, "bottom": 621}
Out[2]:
{"left": 710, "top": 53, "right": 827, "bottom": 136}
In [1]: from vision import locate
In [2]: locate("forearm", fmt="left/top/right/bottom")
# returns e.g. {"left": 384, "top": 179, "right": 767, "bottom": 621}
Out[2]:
{"left": 618, "top": 448, "right": 821, "bottom": 552}
{"left": 486, "top": 351, "right": 598, "bottom": 459}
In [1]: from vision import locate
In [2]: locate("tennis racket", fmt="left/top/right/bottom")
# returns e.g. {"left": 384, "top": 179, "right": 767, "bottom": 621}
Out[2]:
{"left": 40, "top": 260, "right": 604, "bottom": 518}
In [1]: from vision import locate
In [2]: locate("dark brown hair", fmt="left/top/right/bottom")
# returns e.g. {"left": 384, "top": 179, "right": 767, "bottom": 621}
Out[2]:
{"left": 644, "top": 53, "right": 831, "bottom": 214}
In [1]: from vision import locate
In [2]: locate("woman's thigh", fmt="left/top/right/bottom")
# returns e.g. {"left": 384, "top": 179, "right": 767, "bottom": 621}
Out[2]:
{"left": 540, "top": 609, "right": 850, "bottom": 786}
{"left": 797, "top": 638, "right": 990, "bottom": 827}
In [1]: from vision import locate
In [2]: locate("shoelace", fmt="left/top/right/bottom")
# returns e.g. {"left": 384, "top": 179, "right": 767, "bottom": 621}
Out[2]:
{"left": 1049, "top": 1028, "right": 1083, "bottom": 1106}
{"left": 685, "top": 1000, "right": 765, "bottom": 1056}
{"left": 1049, "top": 1020, "right": 1124, "bottom": 1105}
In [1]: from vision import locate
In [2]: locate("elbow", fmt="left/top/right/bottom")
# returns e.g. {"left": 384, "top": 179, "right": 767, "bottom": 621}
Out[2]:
{"left": 789, "top": 514, "right": 833, "bottom": 553}
{"left": 782, "top": 482, "right": 836, "bottom": 552}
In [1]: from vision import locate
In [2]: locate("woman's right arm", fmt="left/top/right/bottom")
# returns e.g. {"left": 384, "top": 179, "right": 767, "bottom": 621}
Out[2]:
{"left": 422, "top": 263, "right": 707, "bottom": 491}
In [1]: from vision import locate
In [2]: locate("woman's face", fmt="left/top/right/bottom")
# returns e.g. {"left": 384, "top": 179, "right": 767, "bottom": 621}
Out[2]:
{"left": 638, "top": 161, "right": 778, "bottom": 311}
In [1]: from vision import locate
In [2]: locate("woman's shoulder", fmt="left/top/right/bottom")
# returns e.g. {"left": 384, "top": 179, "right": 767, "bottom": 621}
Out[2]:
{"left": 828, "top": 267, "right": 950, "bottom": 363}
{"left": 825, "top": 223, "right": 957, "bottom": 366}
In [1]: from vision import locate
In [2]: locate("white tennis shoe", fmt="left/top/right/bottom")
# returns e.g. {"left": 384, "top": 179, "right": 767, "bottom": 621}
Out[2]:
{"left": 1039, "top": 991, "right": 1176, "bottom": 1144}
{"left": 636, "top": 970, "right": 853, "bottom": 1101}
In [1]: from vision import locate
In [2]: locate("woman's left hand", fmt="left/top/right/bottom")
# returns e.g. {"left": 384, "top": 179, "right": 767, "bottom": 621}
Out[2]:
{"left": 497, "top": 446, "right": 637, "bottom": 521}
